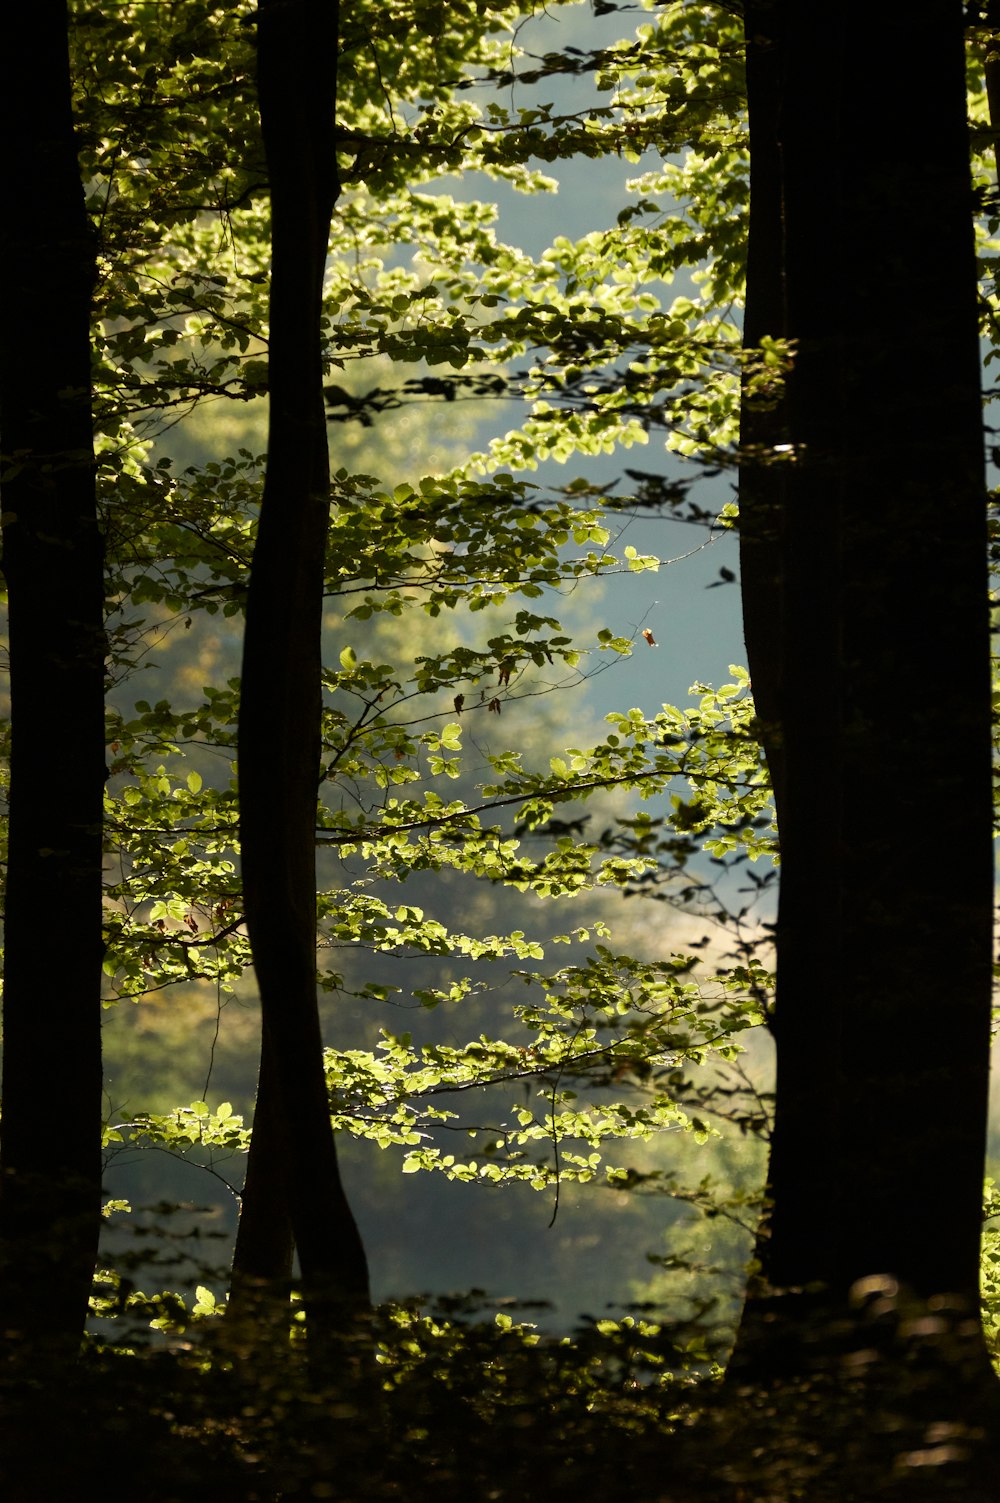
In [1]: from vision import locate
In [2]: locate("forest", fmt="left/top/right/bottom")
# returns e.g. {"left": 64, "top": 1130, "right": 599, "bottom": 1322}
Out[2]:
{"left": 2, "top": 0, "right": 1000, "bottom": 1498}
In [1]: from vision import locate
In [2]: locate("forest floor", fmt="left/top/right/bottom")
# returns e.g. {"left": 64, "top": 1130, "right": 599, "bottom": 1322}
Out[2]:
{"left": 2, "top": 1323, "right": 1000, "bottom": 1503}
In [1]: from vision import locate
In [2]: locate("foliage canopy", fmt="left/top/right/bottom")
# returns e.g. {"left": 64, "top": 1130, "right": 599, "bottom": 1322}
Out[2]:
{"left": 88, "top": 0, "right": 772, "bottom": 1322}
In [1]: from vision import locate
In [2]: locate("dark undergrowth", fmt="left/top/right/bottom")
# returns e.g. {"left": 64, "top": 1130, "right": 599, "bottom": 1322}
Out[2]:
{"left": 2, "top": 1301, "right": 999, "bottom": 1503}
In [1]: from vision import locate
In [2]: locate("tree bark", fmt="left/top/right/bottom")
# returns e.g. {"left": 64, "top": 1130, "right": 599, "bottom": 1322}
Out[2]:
{"left": 0, "top": 0, "right": 106, "bottom": 1362}
{"left": 734, "top": 0, "right": 996, "bottom": 1410}
{"left": 231, "top": 0, "right": 370, "bottom": 1372}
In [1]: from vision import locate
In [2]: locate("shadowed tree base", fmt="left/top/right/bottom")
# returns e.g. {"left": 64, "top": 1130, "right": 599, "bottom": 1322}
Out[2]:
{"left": 716, "top": 1283, "right": 1000, "bottom": 1501}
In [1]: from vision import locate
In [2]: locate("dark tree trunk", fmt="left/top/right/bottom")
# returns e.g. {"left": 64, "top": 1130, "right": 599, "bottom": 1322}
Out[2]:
{"left": 231, "top": 1042, "right": 295, "bottom": 1296}
{"left": 733, "top": 0, "right": 997, "bottom": 1424}
{"left": 231, "top": 0, "right": 370, "bottom": 1372}
{"left": 0, "top": 0, "right": 106, "bottom": 1363}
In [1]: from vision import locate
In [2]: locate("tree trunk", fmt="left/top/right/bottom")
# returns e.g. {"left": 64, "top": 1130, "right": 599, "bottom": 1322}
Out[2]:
{"left": 0, "top": 0, "right": 106, "bottom": 1364}
{"left": 231, "top": 0, "right": 370, "bottom": 1374}
{"left": 732, "top": 0, "right": 998, "bottom": 1454}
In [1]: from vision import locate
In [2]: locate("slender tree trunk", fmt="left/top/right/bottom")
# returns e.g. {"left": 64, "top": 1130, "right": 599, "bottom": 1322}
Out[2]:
{"left": 0, "top": 0, "right": 106, "bottom": 1362}
{"left": 231, "top": 0, "right": 370, "bottom": 1373}
{"left": 231, "top": 1042, "right": 295, "bottom": 1296}
{"left": 734, "top": 0, "right": 996, "bottom": 1406}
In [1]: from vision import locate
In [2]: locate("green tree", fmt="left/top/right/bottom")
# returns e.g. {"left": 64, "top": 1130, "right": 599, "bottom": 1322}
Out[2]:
{"left": 229, "top": 0, "right": 371, "bottom": 1369}
{"left": 86, "top": 0, "right": 763, "bottom": 1374}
